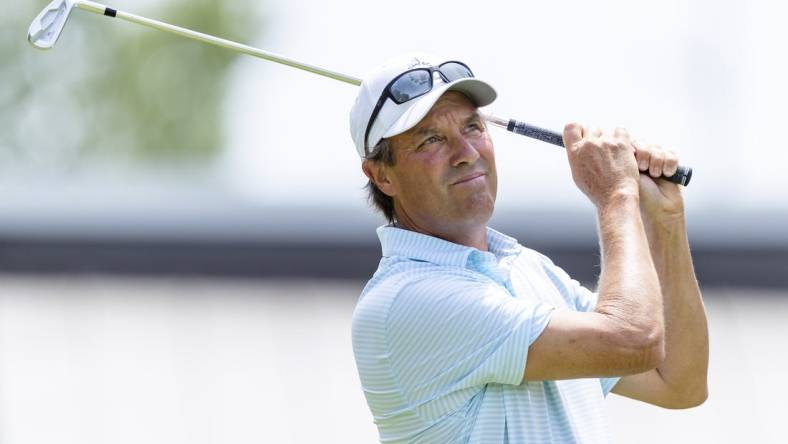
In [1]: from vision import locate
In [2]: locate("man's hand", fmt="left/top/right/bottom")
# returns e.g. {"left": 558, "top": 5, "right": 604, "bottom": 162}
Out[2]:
{"left": 562, "top": 124, "right": 640, "bottom": 209}
{"left": 632, "top": 138, "right": 685, "bottom": 224}
{"left": 562, "top": 123, "right": 686, "bottom": 222}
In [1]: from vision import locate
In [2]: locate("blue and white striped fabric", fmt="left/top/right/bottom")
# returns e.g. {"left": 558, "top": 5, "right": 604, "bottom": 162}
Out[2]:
{"left": 351, "top": 226, "right": 620, "bottom": 443}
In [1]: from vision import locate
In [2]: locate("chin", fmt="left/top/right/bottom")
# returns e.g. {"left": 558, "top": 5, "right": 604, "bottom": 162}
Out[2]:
{"left": 462, "top": 194, "right": 495, "bottom": 223}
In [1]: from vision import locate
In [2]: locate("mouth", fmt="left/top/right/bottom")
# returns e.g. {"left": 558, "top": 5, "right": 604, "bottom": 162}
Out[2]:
{"left": 451, "top": 172, "right": 486, "bottom": 185}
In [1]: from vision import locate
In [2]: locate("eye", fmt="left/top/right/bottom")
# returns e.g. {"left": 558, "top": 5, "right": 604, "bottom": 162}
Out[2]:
{"left": 417, "top": 135, "right": 441, "bottom": 149}
{"left": 466, "top": 122, "right": 484, "bottom": 133}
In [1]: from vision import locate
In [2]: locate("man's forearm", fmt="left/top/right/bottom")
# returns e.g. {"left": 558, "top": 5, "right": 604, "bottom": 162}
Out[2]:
{"left": 594, "top": 191, "right": 664, "bottom": 354}
{"left": 644, "top": 215, "right": 709, "bottom": 401}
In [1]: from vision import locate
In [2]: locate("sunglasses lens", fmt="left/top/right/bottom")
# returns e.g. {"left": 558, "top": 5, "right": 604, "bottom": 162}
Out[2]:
{"left": 439, "top": 62, "right": 474, "bottom": 81}
{"left": 390, "top": 69, "right": 432, "bottom": 103}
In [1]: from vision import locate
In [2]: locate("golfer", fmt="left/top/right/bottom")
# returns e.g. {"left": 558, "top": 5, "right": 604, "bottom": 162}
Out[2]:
{"left": 350, "top": 53, "right": 708, "bottom": 443}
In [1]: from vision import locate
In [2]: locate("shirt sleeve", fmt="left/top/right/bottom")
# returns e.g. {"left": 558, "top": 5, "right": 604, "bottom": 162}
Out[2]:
{"left": 530, "top": 250, "right": 622, "bottom": 396}
{"left": 530, "top": 250, "right": 598, "bottom": 313}
{"left": 385, "top": 275, "right": 555, "bottom": 407}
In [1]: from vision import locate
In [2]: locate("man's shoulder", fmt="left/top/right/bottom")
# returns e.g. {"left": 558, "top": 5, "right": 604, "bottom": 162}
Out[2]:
{"left": 362, "top": 257, "right": 486, "bottom": 299}
{"left": 351, "top": 260, "right": 494, "bottom": 341}
{"left": 355, "top": 256, "right": 503, "bottom": 314}
{"left": 359, "top": 235, "right": 563, "bottom": 302}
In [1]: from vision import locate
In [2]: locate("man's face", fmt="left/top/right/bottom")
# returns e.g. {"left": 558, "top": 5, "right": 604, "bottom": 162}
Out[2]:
{"left": 375, "top": 91, "right": 497, "bottom": 236}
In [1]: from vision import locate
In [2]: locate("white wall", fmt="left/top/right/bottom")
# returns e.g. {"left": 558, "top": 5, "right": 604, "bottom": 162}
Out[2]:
{"left": 1, "top": 276, "right": 785, "bottom": 444}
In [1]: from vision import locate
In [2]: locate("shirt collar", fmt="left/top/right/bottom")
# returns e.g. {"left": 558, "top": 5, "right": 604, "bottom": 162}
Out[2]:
{"left": 377, "top": 225, "right": 521, "bottom": 267}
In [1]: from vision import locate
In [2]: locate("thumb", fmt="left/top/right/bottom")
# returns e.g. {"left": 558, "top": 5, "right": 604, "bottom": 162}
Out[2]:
{"left": 563, "top": 122, "right": 584, "bottom": 150}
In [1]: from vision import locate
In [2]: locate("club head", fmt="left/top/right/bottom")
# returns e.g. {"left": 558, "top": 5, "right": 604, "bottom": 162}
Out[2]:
{"left": 28, "top": 0, "right": 75, "bottom": 49}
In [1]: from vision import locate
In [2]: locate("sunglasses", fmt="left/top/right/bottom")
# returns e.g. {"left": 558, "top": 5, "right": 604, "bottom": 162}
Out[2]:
{"left": 363, "top": 61, "right": 475, "bottom": 155}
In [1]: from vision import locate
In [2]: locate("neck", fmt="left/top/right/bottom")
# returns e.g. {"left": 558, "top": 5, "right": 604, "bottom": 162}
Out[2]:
{"left": 394, "top": 214, "right": 489, "bottom": 252}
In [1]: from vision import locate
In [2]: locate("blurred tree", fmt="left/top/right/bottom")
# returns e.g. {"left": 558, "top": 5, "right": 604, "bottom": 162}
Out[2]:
{"left": 0, "top": 0, "right": 261, "bottom": 169}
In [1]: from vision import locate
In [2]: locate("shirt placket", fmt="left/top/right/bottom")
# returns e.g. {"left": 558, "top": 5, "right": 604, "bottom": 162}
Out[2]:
{"left": 467, "top": 251, "right": 516, "bottom": 297}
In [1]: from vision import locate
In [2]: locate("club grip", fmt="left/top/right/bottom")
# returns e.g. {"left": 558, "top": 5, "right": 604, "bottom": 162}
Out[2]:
{"left": 506, "top": 120, "right": 693, "bottom": 186}
{"left": 507, "top": 120, "right": 565, "bottom": 146}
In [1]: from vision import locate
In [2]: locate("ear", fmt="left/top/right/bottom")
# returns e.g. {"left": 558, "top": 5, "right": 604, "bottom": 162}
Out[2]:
{"left": 362, "top": 159, "right": 397, "bottom": 197}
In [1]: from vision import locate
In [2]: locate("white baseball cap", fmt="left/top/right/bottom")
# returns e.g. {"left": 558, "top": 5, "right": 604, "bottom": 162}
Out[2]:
{"left": 349, "top": 52, "right": 497, "bottom": 158}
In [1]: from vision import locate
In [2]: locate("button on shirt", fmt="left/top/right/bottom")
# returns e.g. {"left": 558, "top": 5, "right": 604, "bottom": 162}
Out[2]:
{"left": 351, "top": 226, "right": 620, "bottom": 443}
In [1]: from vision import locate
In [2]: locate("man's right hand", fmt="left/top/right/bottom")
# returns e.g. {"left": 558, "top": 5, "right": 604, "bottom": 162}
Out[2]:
{"left": 562, "top": 123, "right": 641, "bottom": 209}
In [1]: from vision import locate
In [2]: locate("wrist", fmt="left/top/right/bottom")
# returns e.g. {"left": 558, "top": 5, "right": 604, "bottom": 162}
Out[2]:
{"left": 643, "top": 213, "right": 687, "bottom": 241}
{"left": 597, "top": 186, "right": 641, "bottom": 213}
{"left": 642, "top": 208, "right": 686, "bottom": 231}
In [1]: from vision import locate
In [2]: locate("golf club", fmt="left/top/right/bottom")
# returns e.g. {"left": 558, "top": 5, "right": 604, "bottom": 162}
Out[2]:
{"left": 27, "top": 0, "right": 692, "bottom": 186}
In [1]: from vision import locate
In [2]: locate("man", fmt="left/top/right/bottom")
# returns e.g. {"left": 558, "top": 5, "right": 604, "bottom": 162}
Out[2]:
{"left": 350, "top": 53, "right": 708, "bottom": 443}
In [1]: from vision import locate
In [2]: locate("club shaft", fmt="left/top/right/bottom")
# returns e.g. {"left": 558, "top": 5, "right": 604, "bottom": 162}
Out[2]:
{"left": 74, "top": 0, "right": 362, "bottom": 86}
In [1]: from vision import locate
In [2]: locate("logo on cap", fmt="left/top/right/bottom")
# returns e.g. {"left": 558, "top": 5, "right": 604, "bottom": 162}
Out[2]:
{"left": 407, "top": 57, "right": 431, "bottom": 68}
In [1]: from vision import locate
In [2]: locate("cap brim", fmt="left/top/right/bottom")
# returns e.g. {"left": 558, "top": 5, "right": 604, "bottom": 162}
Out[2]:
{"left": 381, "top": 78, "right": 497, "bottom": 139}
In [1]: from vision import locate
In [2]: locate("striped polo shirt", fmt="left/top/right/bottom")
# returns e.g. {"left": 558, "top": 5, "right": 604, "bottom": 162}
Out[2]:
{"left": 351, "top": 226, "right": 620, "bottom": 443}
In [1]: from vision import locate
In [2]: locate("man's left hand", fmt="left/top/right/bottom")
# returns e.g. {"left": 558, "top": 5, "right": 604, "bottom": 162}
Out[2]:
{"left": 627, "top": 134, "right": 685, "bottom": 223}
{"left": 582, "top": 127, "right": 685, "bottom": 223}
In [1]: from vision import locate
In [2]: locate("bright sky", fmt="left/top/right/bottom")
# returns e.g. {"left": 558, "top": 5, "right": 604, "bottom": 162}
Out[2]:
{"left": 219, "top": 0, "right": 787, "bottom": 213}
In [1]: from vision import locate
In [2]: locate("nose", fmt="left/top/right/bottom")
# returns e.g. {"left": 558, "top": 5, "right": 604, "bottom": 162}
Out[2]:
{"left": 450, "top": 133, "right": 480, "bottom": 168}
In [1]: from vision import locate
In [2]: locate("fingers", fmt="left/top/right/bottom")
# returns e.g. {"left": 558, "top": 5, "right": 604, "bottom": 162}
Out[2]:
{"left": 613, "top": 127, "right": 631, "bottom": 144}
{"left": 663, "top": 150, "right": 679, "bottom": 177}
{"left": 563, "top": 122, "right": 683, "bottom": 187}
{"left": 633, "top": 141, "right": 680, "bottom": 178}
{"left": 563, "top": 123, "right": 607, "bottom": 150}
{"left": 649, "top": 147, "right": 666, "bottom": 178}
{"left": 563, "top": 122, "right": 584, "bottom": 149}
{"left": 633, "top": 140, "right": 650, "bottom": 172}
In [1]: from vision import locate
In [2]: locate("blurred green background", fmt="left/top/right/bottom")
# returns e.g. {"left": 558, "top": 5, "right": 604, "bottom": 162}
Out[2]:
{"left": 1, "top": 0, "right": 259, "bottom": 169}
